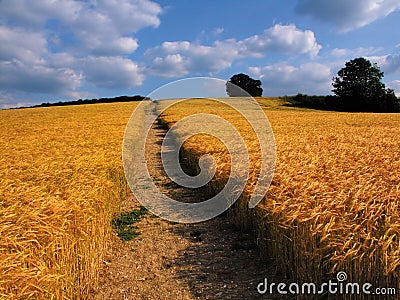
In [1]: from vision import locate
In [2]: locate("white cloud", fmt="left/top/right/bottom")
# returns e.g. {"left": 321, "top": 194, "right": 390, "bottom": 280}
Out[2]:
{"left": 96, "top": 0, "right": 162, "bottom": 32}
{"left": 50, "top": 0, "right": 161, "bottom": 55}
{"left": 82, "top": 56, "right": 144, "bottom": 88}
{"left": 161, "top": 41, "right": 191, "bottom": 52}
{"left": 0, "top": 0, "right": 162, "bottom": 33}
{"left": 0, "top": 23, "right": 84, "bottom": 96}
{"left": 146, "top": 40, "right": 240, "bottom": 77}
{"left": 0, "top": 0, "right": 161, "bottom": 105}
{"left": 0, "top": 25, "right": 82, "bottom": 97}
{"left": 146, "top": 24, "right": 321, "bottom": 78}
{"left": 75, "top": 31, "right": 139, "bottom": 56}
{"left": 249, "top": 62, "right": 333, "bottom": 96}
{"left": 0, "top": 60, "right": 82, "bottom": 95}
{"left": 64, "top": 0, "right": 161, "bottom": 55}
{"left": 151, "top": 54, "right": 189, "bottom": 77}
{"left": 0, "top": 0, "right": 82, "bottom": 27}
{"left": 296, "top": 0, "right": 400, "bottom": 32}
{"left": 0, "top": 0, "right": 162, "bottom": 56}
{"left": 0, "top": 25, "right": 47, "bottom": 63}
{"left": 242, "top": 24, "right": 321, "bottom": 58}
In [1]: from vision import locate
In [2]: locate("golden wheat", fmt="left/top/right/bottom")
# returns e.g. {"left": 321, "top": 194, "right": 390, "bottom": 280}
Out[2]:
{"left": 0, "top": 102, "right": 137, "bottom": 299}
{"left": 2, "top": 98, "right": 398, "bottom": 297}
{"left": 159, "top": 98, "right": 400, "bottom": 288}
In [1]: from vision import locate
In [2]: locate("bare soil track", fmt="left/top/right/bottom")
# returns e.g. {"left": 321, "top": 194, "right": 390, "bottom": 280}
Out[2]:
{"left": 91, "top": 121, "right": 279, "bottom": 300}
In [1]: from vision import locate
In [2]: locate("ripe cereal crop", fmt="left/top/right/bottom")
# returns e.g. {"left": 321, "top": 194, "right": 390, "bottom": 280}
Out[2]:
{"left": 159, "top": 97, "right": 400, "bottom": 287}
{"left": 0, "top": 103, "right": 137, "bottom": 298}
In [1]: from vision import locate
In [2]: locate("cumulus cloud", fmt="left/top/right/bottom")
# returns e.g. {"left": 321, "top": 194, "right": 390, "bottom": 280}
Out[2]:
{"left": 146, "top": 24, "right": 321, "bottom": 78}
{"left": 146, "top": 39, "right": 241, "bottom": 77}
{"left": 242, "top": 24, "right": 321, "bottom": 58}
{"left": 0, "top": 25, "right": 47, "bottom": 63}
{"left": 0, "top": 60, "right": 82, "bottom": 95}
{"left": 0, "top": 0, "right": 161, "bottom": 55}
{"left": 249, "top": 62, "right": 332, "bottom": 96}
{"left": 296, "top": 0, "right": 400, "bottom": 32}
{"left": 150, "top": 54, "right": 189, "bottom": 77}
{"left": 64, "top": 0, "right": 161, "bottom": 55}
{"left": 0, "top": 0, "right": 82, "bottom": 27}
{"left": 0, "top": 0, "right": 160, "bottom": 105}
{"left": 82, "top": 56, "right": 144, "bottom": 88}
{"left": 96, "top": 0, "right": 162, "bottom": 32}
{"left": 0, "top": 25, "right": 82, "bottom": 96}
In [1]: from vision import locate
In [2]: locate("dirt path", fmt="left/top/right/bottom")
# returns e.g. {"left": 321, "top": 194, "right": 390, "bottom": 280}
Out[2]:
{"left": 91, "top": 116, "right": 279, "bottom": 299}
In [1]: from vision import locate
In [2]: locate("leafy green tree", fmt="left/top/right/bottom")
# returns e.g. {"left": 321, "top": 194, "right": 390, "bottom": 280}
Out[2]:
{"left": 226, "top": 73, "right": 263, "bottom": 97}
{"left": 332, "top": 57, "right": 399, "bottom": 112}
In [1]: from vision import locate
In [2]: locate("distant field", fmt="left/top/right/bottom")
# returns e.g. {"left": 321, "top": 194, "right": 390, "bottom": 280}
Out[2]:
{"left": 160, "top": 97, "right": 400, "bottom": 287}
{"left": 0, "top": 103, "right": 137, "bottom": 298}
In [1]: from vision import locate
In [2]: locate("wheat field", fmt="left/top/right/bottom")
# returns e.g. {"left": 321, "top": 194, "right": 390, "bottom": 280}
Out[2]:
{"left": 1, "top": 98, "right": 399, "bottom": 297}
{"left": 0, "top": 103, "right": 137, "bottom": 299}
{"left": 159, "top": 98, "right": 400, "bottom": 288}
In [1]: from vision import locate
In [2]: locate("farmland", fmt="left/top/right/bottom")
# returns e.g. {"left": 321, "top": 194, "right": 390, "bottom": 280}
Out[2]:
{"left": 0, "top": 98, "right": 399, "bottom": 297}
{"left": 0, "top": 103, "right": 137, "bottom": 298}
{"left": 159, "top": 98, "right": 400, "bottom": 288}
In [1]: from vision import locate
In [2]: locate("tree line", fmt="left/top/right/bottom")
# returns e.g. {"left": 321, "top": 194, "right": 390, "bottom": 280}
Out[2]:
{"left": 27, "top": 95, "right": 148, "bottom": 109}
{"left": 227, "top": 57, "right": 400, "bottom": 113}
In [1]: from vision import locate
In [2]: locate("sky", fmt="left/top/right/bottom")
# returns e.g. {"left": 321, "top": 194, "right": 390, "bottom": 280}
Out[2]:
{"left": 1, "top": 0, "right": 400, "bottom": 108}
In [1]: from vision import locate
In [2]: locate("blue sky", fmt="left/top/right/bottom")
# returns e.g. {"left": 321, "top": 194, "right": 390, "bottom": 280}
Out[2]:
{"left": 1, "top": 0, "right": 400, "bottom": 108}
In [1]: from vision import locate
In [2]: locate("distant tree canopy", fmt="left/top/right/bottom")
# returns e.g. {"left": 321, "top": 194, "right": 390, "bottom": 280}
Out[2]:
{"left": 332, "top": 57, "right": 399, "bottom": 112}
{"left": 28, "top": 95, "right": 147, "bottom": 109}
{"left": 288, "top": 58, "right": 399, "bottom": 112}
{"left": 226, "top": 73, "right": 263, "bottom": 97}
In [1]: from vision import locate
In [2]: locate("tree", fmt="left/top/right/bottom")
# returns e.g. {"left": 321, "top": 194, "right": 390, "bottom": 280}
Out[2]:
{"left": 332, "top": 57, "right": 399, "bottom": 112}
{"left": 226, "top": 73, "right": 263, "bottom": 97}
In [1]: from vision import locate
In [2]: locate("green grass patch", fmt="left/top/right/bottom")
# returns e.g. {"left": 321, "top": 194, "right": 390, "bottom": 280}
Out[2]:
{"left": 111, "top": 206, "right": 148, "bottom": 241}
